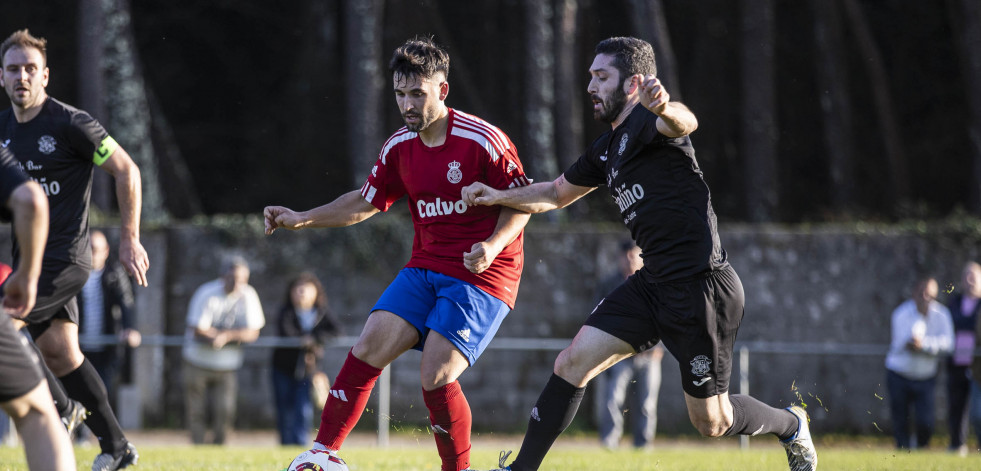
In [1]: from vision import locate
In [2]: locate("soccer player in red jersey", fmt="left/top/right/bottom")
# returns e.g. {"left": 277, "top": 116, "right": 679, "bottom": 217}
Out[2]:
{"left": 264, "top": 37, "right": 531, "bottom": 471}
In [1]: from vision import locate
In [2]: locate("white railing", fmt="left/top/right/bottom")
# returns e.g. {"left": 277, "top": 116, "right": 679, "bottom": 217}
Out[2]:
{"left": 2, "top": 336, "right": 895, "bottom": 449}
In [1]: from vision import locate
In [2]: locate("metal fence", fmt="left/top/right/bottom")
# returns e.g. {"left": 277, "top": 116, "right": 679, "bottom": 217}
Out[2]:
{"left": 3, "top": 335, "right": 894, "bottom": 449}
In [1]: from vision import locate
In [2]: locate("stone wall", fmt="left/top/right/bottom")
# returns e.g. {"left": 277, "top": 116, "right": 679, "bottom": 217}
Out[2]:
{"left": 8, "top": 216, "right": 980, "bottom": 438}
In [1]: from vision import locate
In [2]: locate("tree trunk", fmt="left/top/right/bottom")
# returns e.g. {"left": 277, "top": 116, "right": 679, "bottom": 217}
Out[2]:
{"left": 343, "top": 0, "right": 385, "bottom": 186}
{"left": 523, "top": 0, "right": 558, "bottom": 182}
{"left": 553, "top": 0, "right": 582, "bottom": 168}
{"left": 952, "top": 0, "right": 981, "bottom": 214}
{"left": 628, "top": 0, "right": 682, "bottom": 97}
{"left": 842, "top": 0, "right": 909, "bottom": 213}
{"left": 98, "top": 0, "right": 167, "bottom": 223}
{"left": 810, "top": 0, "right": 855, "bottom": 213}
{"left": 740, "top": 0, "right": 779, "bottom": 222}
{"left": 78, "top": 0, "right": 110, "bottom": 212}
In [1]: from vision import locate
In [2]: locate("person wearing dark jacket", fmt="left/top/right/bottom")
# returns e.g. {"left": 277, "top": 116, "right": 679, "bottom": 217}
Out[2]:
{"left": 271, "top": 271, "right": 340, "bottom": 445}
{"left": 78, "top": 230, "right": 141, "bottom": 406}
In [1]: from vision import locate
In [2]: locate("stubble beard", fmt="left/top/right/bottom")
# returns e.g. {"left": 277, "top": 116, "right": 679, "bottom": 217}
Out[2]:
{"left": 595, "top": 86, "right": 627, "bottom": 124}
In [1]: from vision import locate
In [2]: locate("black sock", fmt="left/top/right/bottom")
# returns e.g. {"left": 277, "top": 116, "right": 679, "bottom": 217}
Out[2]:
{"left": 510, "top": 374, "right": 585, "bottom": 471}
{"left": 60, "top": 358, "right": 127, "bottom": 454}
{"left": 723, "top": 394, "right": 798, "bottom": 440}
{"left": 24, "top": 333, "right": 72, "bottom": 416}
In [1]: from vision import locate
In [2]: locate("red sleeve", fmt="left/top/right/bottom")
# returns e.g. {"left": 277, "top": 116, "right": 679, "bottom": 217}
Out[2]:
{"left": 485, "top": 137, "right": 532, "bottom": 191}
{"left": 360, "top": 133, "right": 409, "bottom": 212}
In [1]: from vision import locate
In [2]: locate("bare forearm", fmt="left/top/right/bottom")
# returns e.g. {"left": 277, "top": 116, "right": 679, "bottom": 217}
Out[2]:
{"left": 299, "top": 191, "right": 378, "bottom": 228}
{"left": 655, "top": 102, "right": 698, "bottom": 137}
{"left": 486, "top": 207, "right": 530, "bottom": 249}
{"left": 495, "top": 182, "right": 566, "bottom": 213}
{"left": 114, "top": 163, "right": 142, "bottom": 241}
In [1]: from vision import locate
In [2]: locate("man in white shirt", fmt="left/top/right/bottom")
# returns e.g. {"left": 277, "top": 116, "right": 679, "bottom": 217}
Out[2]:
{"left": 885, "top": 275, "right": 954, "bottom": 449}
{"left": 182, "top": 256, "right": 265, "bottom": 445}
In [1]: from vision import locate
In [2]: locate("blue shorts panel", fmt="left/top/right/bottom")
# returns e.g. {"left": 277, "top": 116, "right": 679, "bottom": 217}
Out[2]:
{"left": 372, "top": 268, "right": 510, "bottom": 365}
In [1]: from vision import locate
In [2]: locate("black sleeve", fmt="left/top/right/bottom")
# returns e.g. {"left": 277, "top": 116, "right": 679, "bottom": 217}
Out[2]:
{"left": 563, "top": 136, "right": 608, "bottom": 188}
{"left": 312, "top": 308, "right": 341, "bottom": 345}
{"left": 276, "top": 306, "right": 302, "bottom": 338}
{"left": 67, "top": 109, "right": 111, "bottom": 164}
{"left": 106, "top": 264, "right": 136, "bottom": 330}
{"left": 0, "top": 147, "right": 30, "bottom": 221}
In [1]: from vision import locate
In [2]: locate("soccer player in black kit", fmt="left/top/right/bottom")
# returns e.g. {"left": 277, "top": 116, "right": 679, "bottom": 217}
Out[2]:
{"left": 0, "top": 29, "right": 149, "bottom": 471}
{"left": 463, "top": 37, "right": 817, "bottom": 471}
{"left": 0, "top": 145, "right": 76, "bottom": 470}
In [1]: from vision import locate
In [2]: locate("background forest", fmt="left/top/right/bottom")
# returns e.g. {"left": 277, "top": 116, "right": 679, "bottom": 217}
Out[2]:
{"left": 3, "top": 0, "right": 980, "bottom": 225}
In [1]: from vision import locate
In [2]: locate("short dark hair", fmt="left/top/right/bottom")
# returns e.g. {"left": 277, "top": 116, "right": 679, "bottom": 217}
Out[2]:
{"left": 1, "top": 29, "right": 47, "bottom": 66}
{"left": 594, "top": 37, "right": 656, "bottom": 82}
{"left": 388, "top": 36, "right": 450, "bottom": 83}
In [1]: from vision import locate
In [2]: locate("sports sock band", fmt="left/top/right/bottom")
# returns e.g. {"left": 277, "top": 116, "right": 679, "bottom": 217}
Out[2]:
{"left": 315, "top": 350, "right": 383, "bottom": 450}
{"left": 423, "top": 381, "right": 472, "bottom": 471}
{"left": 510, "top": 374, "right": 585, "bottom": 471}
{"left": 59, "top": 358, "right": 127, "bottom": 454}
{"left": 723, "top": 394, "right": 798, "bottom": 440}
{"left": 25, "top": 337, "right": 71, "bottom": 416}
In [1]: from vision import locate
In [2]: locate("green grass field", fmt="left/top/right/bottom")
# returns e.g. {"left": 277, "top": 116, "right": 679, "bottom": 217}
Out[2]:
{"left": 1, "top": 439, "right": 980, "bottom": 471}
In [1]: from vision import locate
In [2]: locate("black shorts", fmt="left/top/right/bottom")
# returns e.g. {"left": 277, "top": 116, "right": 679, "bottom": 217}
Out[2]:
{"left": 21, "top": 263, "right": 89, "bottom": 338}
{"left": 0, "top": 312, "right": 44, "bottom": 402}
{"left": 585, "top": 264, "right": 745, "bottom": 398}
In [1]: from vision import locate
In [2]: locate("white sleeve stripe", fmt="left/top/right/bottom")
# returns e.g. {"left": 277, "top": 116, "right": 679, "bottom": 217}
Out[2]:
{"left": 454, "top": 111, "right": 510, "bottom": 152}
{"left": 454, "top": 120, "right": 508, "bottom": 154}
{"left": 379, "top": 129, "right": 417, "bottom": 165}
{"left": 362, "top": 183, "right": 377, "bottom": 203}
{"left": 450, "top": 127, "right": 501, "bottom": 162}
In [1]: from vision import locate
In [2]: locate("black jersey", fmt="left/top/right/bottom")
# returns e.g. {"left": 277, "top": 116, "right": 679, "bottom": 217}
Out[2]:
{"left": 564, "top": 105, "right": 726, "bottom": 282}
{"left": 0, "top": 146, "right": 30, "bottom": 221}
{"left": 0, "top": 97, "right": 117, "bottom": 274}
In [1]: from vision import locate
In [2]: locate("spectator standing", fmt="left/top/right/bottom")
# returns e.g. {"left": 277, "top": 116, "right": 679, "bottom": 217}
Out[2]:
{"left": 271, "top": 272, "right": 340, "bottom": 445}
{"left": 596, "top": 241, "right": 663, "bottom": 450}
{"left": 78, "top": 230, "right": 141, "bottom": 405}
{"left": 885, "top": 275, "right": 954, "bottom": 449}
{"left": 182, "top": 256, "right": 265, "bottom": 445}
{"left": 946, "top": 262, "right": 981, "bottom": 455}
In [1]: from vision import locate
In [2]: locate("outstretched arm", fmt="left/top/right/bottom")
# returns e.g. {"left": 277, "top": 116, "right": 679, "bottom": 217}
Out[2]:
{"left": 4, "top": 181, "right": 48, "bottom": 318}
{"left": 462, "top": 174, "right": 595, "bottom": 214}
{"left": 464, "top": 207, "right": 530, "bottom": 274}
{"left": 638, "top": 75, "right": 698, "bottom": 137}
{"left": 100, "top": 147, "right": 150, "bottom": 287}
{"left": 264, "top": 190, "right": 380, "bottom": 235}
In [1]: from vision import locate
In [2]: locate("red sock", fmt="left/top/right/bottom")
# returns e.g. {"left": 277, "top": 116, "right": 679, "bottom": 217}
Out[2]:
{"left": 314, "top": 350, "right": 383, "bottom": 450}
{"left": 423, "top": 381, "right": 472, "bottom": 471}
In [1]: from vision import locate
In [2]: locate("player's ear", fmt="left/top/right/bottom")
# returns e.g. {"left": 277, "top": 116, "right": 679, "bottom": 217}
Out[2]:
{"left": 439, "top": 81, "right": 449, "bottom": 101}
{"left": 625, "top": 74, "right": 641, "bottom": 94}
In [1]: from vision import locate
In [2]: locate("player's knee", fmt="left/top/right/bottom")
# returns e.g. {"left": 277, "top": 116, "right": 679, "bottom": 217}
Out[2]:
{"left": 691, "top": 415, "right": 732, "bottom": 438}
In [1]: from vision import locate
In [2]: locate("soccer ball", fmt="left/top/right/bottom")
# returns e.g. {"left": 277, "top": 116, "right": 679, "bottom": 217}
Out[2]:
{"left": 286, "top": 449, "right": 349, "bottom": 471}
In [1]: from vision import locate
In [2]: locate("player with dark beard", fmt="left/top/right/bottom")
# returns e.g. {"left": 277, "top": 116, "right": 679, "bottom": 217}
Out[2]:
{"left": 464, "top": 37, "right": 817, "bottom": 471}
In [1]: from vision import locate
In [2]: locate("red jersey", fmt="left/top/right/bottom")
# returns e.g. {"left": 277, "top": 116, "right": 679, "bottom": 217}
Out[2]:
{"left": 360, "top": 108, "right": 531, "bottom": 307}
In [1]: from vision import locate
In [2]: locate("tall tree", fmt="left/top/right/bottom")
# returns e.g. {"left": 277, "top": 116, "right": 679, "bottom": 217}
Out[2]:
{"left": 810, "top": 0, "right": 856, "bottom": 213}
{"left": 842, "top": 0, "right": 909, "bottom": 213}
{"left": 77, "top": 0, "right": 110, "bottom": 212}
{"left": 553, "top": 0, "right": 582, "bottom": 168}
{"left": 85, "top": 0, "right": 166, "bottom": 223}
{"left": 628, "top": 0, "right": 681, "bottom": 97}
{"left": 952, "top": 0, "right": 981, "bottom": 214}
{"left": 523, "top": 0, "right": 558, "bottom": 182}
{"left": 344, "top": 0, "right": 385, "bottom": 186}
{"left": 740, "top": 0, "right": 779, "bottom": 222}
